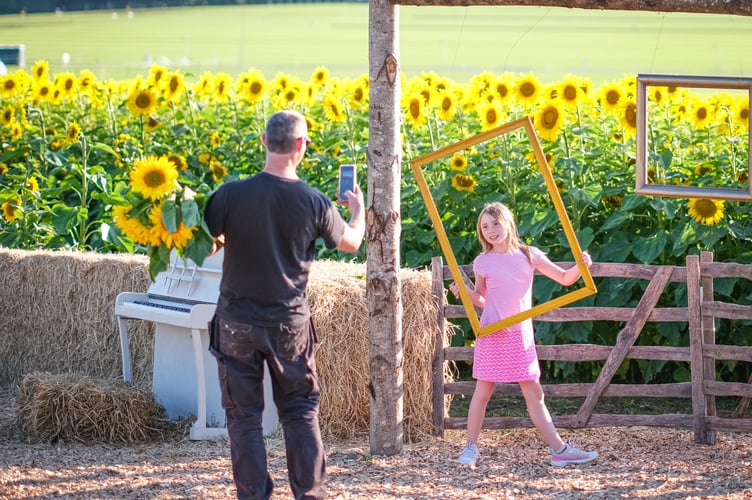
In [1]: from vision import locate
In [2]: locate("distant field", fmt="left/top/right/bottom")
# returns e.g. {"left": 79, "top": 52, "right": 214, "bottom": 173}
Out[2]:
{"left": 1, "top": 3, "right": 752, "bottom": 84}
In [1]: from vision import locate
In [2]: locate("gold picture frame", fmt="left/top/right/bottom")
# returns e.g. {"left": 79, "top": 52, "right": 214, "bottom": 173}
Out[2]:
{"left": 636, "top": 74, "right": 752, "bottom": 201}
{"left": 410, "top": 115, "right": 597, "bottom": 338}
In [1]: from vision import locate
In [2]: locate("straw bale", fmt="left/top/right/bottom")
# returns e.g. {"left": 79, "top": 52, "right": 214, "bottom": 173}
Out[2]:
{"left": 0, "top": 249, "right": 154, "bottom": 389}
{"left": 17, "top": 372, "right": 164, "bottom": 443}
{"left": 309, "top": 261, "right": 454, "bottom": 441}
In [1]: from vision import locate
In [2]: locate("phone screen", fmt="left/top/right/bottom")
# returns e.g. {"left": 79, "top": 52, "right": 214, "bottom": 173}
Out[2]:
{"left": 338, "top": 164, "right": 356, "bottom": 200}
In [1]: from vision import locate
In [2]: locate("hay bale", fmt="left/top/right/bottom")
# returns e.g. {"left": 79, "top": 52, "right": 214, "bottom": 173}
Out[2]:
{"left": 17, "top": 372, "right": 164, "bottom": 443}
{"left": 309, "top": 261, "right": 454, "bottom": 441}
{"left": 0, "top": 249, "right": 154, "bottom": 389}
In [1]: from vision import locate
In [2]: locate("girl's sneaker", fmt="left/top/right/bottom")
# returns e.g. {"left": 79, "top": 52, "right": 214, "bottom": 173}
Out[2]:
{"left": 550, "top": 443, "right": 598, "bottom": 466}
{"left": 457, "top": 443, "right": 479, "bottom": 468}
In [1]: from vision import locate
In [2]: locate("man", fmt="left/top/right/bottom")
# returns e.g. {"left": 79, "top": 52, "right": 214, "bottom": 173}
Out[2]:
{"left": 204, "top": 109, "right": 365, "bottom": 499}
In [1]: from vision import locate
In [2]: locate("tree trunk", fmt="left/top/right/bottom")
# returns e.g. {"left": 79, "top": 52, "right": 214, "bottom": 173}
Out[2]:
{"left": 367, "top": 0, "right": 404, "bottom": 456}
{"left": 394, "top": 0, "right": 752, "bottom": 17}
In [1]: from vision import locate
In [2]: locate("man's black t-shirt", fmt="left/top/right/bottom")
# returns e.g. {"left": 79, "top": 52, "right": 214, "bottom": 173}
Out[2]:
{"left": 204, "top": 171, "right": 347, "bottom": 326}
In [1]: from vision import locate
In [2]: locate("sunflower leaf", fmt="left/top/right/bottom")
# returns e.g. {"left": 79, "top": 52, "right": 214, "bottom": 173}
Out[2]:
{"left": 161, "top": 200, "right": 179, "bottom": 233}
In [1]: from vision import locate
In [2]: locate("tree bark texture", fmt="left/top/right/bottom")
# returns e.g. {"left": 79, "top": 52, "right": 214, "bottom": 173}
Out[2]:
{"left": 393, "top": 0, "right": 752, "bottom": 17}
{"left": 367, "top": 0, "right": 404, "bottom": 456}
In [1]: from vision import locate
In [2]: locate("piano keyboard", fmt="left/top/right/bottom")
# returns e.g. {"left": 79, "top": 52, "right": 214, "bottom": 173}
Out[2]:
{"left": 134, "top": 299, "right": 191, "bottom": 313}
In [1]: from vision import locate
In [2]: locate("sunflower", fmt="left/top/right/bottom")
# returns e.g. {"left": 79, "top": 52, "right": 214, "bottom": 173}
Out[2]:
{"left": 323, "top": 95, "right": 347, "bottom": 123}
{"left": 649, "top": 86, "right": 667, "bottom": 106}
{"left": 476, "top": 100, "right": 503, "bottom": 131}
{"left": 163, "top": 71, "right": 185, "bottom": 102}
{"left": 436, "top": 91, "right": 456, "bottom": 122}
{"left": 689, "top": 97, "right": 711, "bottom": 129}
{"left": 148, "top": 64, "right": 169, "bottom": 89}
{"left": 129, "top": 155, "right": 178, "bottom": 200}
{"left": 347, "top": 79, "right": 368, "bottom": 111}
{"left": 55, "top": 72, "right": 78, "bottom": 99}
{"left": 451, "top": 173, "right": 477, "bottom": 192}
{"left": 1, "top": 105, "right": 14, "bottom": 127}
{"left": 449, "top": 153, "right": 467, "bottom": 171}
{"left": 274, "top": 85, "right": 301, "bottom": 108}
{"left": 1, "top": 199, "right": 21, "bottom": 223}
{"left": 618, "top": 101, "right": 638, "bottom": 136}
{"left": 66, "top": 122, "right": 82, "bottom": 143}
{"left": 311, "top": 66, "right": 330, "bottom": 89}
{"left": 688, "top": 198, "right": 724, "bottom": 226}
{"left": 144, "top": 115, "right": 161, "bottom": 131}
{"left": 127, "top": 87, "right": 158, "bottom": 116}
{"left": 557, "top": 74, "right": 581, "bottom": 109}
{"left": 33, "top": 81, "right": 53, "bottom": 103}
{"left": 10, "top": 122, "right": 23, "bottom": 142}
{"left": 78, "top": 69, "right": 97, "bottom": 94}
{"left": 730, "top": 95, "right": 749, "bottom": 129}
{"left": 31, "top": 60, "right": 49, "bottom": 81}
{"left": 238, "top": 69, "right": 266, "bottom": 104}
{"left": 213, "top": 72, "right": 233, "bottom": 102}
{"left": 467, "top": 72, "right": 494, "bottom": 100}
{"left": 166, "top": 153, "right": 187, "bottom": 171}
{"left": 491, "top": 73, "right": 514, "bottom": 103}
{"left": 0, "top": 162, "right": 8, "bottom": 175}
{"left": 535, "top": 103, "right": 564, "bottom": 141}
{"left": 149, "top": 204, "right": 196, "bottom": 250}
{"left": 210, "top": 132, "right": 222, "bottom": 148}
{"left": 25, "top": 177, "right": 39, "bottom": 192}
{"left": 210, "top": 159, "right": 228, "bottom": 183}
{"left": 113, "top": 205, "right": 159, "bottom": 246}
{"left": 513, "top": 73, "right": 541, "bottom": 107}
{"left": 598, "top": 82, "right": 623, "bottom": 114}
{"left": 194, "top": 72, "right": 214, "bottom": 98}
{"left": 0, "top": 73, "right": 20, "bottom": 98}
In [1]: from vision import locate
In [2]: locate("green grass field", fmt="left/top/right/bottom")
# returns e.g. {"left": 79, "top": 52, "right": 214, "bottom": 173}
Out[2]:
{"left": 1, "top": 3, "right": 752, "bottom": 84}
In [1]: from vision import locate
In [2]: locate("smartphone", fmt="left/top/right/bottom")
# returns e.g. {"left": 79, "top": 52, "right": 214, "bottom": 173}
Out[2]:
{"left": 338, "top": 164, "right": 356, "bottom": 201}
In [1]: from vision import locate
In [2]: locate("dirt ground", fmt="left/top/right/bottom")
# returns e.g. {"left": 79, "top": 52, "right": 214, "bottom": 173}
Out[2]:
{"left": 1, "top": 387, "right": 751, "bottom": 499}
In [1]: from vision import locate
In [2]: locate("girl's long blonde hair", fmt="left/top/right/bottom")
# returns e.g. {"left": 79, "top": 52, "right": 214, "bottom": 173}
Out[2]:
{"left": 476, "top": 202, "right": 534, "bottom": 263}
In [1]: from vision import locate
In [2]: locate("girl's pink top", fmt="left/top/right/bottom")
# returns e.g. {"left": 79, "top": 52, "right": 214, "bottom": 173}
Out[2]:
{"left": 473, "top": 247, "right": 543, "bottom": 334}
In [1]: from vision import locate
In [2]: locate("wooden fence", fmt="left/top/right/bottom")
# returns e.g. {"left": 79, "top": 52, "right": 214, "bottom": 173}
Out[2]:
{"left": 431, "top": 251, "right": 752, "bottom": 445}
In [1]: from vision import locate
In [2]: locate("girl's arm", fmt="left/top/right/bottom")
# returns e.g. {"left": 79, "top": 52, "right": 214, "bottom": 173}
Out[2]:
{"left": 536, "top": 252, "right": 592, "bottom": 286}
{"left": 449, "top": 274, "right": 487, "bottom": 308}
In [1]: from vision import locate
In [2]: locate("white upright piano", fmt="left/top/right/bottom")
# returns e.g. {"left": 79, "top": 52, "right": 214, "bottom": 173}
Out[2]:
{"left": 114, "top": 249, "right": 278, "bottom": 440}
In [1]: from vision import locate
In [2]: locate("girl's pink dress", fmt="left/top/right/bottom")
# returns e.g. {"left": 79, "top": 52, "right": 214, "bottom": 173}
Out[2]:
{"left": 472, "top": 247, "right": 543, "bottom": 383}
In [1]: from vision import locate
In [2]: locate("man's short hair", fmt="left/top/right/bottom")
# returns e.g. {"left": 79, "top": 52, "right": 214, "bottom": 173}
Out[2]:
{"left": 264, "top": 109, "right": 307, "bottom": 154}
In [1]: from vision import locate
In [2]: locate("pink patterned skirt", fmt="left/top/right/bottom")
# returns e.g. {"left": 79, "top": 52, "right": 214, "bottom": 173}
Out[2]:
{"left": 472, "top": 328, "right": 541, "bottom": 383}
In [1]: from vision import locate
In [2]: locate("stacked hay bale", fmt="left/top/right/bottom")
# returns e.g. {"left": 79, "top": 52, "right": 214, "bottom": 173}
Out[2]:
{"left": 309, "top": 261, "right": 449, "bottom": 440}
{"left": 0, "top": 249, "right": 154, "bottom": 390}
{"left": 17, "top": 372, "right": 165, "bottom": 443}
{"left": 0, "top": 249, "right": 453, "bottom": 441}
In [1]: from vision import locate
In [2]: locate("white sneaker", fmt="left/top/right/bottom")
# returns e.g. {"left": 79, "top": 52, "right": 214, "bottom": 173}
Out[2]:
{"left": 550, "top": 443, "right": 598, "bottom": 466}
{"left": 457, "top": 443, "right": 479, "bottom": 468}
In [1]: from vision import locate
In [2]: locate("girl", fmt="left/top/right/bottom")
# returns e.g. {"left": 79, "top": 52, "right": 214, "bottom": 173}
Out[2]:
{"left": 449, "top": 202, "right": 597, "bottom": 468}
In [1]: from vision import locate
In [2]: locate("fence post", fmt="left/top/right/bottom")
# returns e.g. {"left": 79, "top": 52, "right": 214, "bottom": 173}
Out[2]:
{"left": 431, "top": 256, "right": 446, "bottom": 437}
{"left": 687, "top": 254, "right": 710, "bottom": 444}
{"left": 700, "top": 251, "right": 717, "bottom": 444}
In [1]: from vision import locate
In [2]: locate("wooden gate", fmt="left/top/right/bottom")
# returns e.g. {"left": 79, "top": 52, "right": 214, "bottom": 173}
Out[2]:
{"left": 431, "top": 252, "right": 752, "bottom": 444}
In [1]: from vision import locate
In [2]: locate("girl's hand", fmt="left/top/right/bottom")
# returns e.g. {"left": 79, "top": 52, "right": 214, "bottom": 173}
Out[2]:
{"left": 580, "top": 252, "right": 592, "bottom": 267}
{"left": 448, "top": 282, "right": 460, "bottom": 298}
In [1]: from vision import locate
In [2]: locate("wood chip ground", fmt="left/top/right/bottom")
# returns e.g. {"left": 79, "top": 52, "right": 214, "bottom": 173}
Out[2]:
{"left": 1, "top": 388, "right": 750, "bottom": 499}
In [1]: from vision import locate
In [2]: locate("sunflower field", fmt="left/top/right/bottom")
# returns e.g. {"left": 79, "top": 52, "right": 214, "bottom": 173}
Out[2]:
{"left": 1, "top": 62, "right": 750, "bottom": 384}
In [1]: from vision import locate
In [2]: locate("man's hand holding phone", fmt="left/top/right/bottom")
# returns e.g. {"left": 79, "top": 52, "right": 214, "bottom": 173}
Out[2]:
{"left": 337, "top": 164, "right": 359, "bottom": 207}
